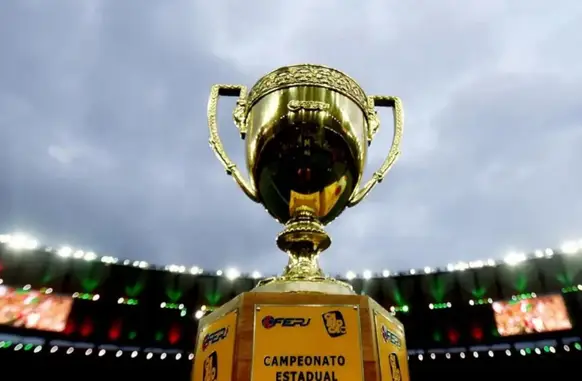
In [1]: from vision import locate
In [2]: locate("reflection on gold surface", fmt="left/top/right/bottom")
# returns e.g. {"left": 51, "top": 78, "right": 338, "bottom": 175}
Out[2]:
{"left": 289, "top": 176, "right": 348, "bottom": 217}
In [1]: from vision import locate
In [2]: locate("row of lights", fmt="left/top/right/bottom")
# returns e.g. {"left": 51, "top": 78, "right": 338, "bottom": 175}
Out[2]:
{"left": 2, "top": 340, "right": 579, "bottom": 361}
{"left": 8, "top": 279, "right": 578, "bottom": 320}
{"left": 0, "top": 341, "right": 190, "bottom": 360}
{"left": 412, "top": 343, "right": 581, "bottom": 361}
{"left": 2, "top": 233, "right": 582, "bottom": 280}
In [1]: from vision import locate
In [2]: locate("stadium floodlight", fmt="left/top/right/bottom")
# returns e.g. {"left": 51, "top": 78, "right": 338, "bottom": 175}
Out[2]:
{"left": 225, "top": 268, "right": 240, "bottom": 281}
{"left": 561, "top": 240, "right": 581, "bottom": 254}
{"left": 58, "top": 246, "right": 73, "bottom": 257}
{"left": 504, "top": 252, "right": 526, "bottom": 266}
{"left": 6, "top": 233, "right": 38, "bottom": 250}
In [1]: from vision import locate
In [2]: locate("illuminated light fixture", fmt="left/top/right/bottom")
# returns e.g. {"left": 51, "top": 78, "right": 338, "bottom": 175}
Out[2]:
{"left": 166, "top": 264, "right": 186, "bottom": 273}
{"left": 57, "top": 246, "right": 73, "bottom": 257}
{"left": 73, "top": 292, "right": 100, "bottom": 301}
{"left": 382, "top": 270, "right": 390, "bottom": 277}
{"left": 362, "top": 270, "right": 372, "bottom": 280}
{"left": 131, "top": 351, "right": 138, "bottom": 358}
{"left": 190, "top": 266, "right": 203, "bottom": 275}
{"left": 168, "top": 324, "right": 182, "bottom": 344}
{"left": 429, "top": 302, "right": 452, "bottom": 310}
{"left": 504, "top": 252, "right": 526, "bottom": 266}
{"left": 562, "top": 285, "right": 582, "bottom": 293}
{"left": 389, "top": 305, "right": 409, "bottom": 313}
{"left": 251, "top": 271, "right": 261, "bottom": 279}
{"left": 160, "top": 302, "right": 188, "bottom": 317}
{"left": 469, "top": 298, "right": 493, "bottom": 305}
{"left": 345, "top": 271, "right": 356, "bottom": 280}
{"left": 131, "top": 260, "right": 148, "bottom": 268}
{"left": 561, "top": 240, "right": 581, "bottom": 254}
{"left": 2, "top": 233, "right": 39, "bottom": 250}
{"left": 160, "top": 302, "right": 185, "bottom": 310}
{"left": 225, "top": 268, "right": 240, "bottom": 280}
{"left": 101, "top": 256, "right": 118, "bottom": 264}
{"left": 117, "top": 297, "right": 138, "bottom": 305}
{"left": 448, "top": 262, "right": 469, "bottom": 271}
{"left": 216, "top": 270, "right": 223, "bottom": 276}
{"left": 194, "top": 304, "right": 217, "bottom": 319}
{"left": 511, "top": 292, "right": 536, "bottom": 301}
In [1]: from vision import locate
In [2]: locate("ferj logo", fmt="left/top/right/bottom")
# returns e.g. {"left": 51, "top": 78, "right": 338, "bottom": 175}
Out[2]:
{"left": 203, "top": 351, "right": 218, "bottom": 381}
{"left": 321, "top": 310, "right": 347, "bottom": 338}
{"left": 261, "top": 315, "right": 311, "bottom": 329}
{"left": 381, "top": 325, "right": 402, "bottom": 348}
{"left": 202, "top": 327, "right": 229, "bottom": 351}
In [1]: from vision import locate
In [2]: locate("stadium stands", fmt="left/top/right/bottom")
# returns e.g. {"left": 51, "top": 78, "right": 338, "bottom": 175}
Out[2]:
{"left": 0, "top": 233, "right": 581, "bottom": 379}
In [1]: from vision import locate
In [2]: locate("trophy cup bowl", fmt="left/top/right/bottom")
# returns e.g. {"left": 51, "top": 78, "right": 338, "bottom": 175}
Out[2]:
{"left": 208, "top": 64, "right": 403, "bottom": 294}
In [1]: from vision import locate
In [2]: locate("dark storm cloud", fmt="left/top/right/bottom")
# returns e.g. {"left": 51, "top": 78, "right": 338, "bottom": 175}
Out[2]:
{"left": 1, "top": 0, "right": 581, "bottom": 275}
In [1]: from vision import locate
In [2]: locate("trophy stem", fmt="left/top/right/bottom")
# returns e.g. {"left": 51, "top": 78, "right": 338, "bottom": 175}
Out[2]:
{"left": 276, "top": 206, "right": 330, "bottom": 280}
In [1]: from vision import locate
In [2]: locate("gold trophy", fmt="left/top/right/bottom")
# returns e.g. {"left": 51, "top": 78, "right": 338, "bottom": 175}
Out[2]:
{"left": 193, "top": 65, "right": 409, "bottom": 381}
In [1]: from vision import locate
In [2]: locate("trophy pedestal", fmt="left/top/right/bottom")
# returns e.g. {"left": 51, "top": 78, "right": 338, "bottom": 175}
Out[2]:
{"left": 192, "top": 292, "right": 409, "bottom": 381}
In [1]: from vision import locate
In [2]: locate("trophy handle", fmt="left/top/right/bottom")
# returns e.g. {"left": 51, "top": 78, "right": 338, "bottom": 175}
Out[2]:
{"left": 208, "top": 84, "right": 260, "bottom": 203}
{"left": 347, "top": 95, "right": 403, "bottom": 208}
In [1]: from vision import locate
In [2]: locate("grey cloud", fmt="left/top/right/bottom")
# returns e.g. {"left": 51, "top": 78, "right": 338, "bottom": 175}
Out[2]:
{"left": 1, "top": 1, "right": 581, "bottom": 276}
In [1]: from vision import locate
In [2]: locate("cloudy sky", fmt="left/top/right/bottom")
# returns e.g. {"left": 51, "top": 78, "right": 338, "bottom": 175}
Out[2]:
{"left": 1, "top": 0, "right": 581, "bottom": 276}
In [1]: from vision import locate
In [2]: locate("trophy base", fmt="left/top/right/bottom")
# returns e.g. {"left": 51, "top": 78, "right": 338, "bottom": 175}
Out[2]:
{"left": 192, "top": 292, "right": 410, "bottom": 381}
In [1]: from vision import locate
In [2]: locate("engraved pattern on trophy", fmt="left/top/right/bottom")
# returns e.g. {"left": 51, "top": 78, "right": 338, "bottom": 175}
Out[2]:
{"left": 247, "top": 65, "right": 369, "bottom": 113}
{"left": 207, "top": 64, "right": 403, "bottom": 294}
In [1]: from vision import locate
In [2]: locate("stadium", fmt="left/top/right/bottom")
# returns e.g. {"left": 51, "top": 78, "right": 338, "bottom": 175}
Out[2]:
{"left": 0, "top": 232, "right": 580, "bottom": 380}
